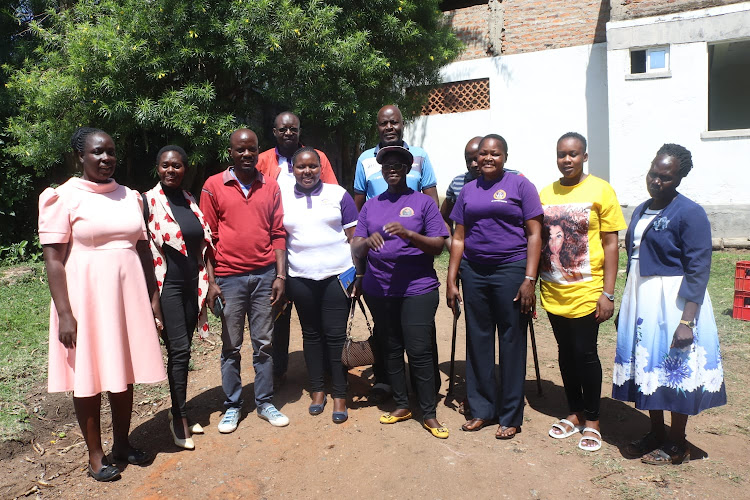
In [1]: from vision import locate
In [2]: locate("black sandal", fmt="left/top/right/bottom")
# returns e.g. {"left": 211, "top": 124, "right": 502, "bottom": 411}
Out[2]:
{"left": 624, "top": 431, "right": 665, "bottom": 458}
{"left": 112, "top": 447, "right": 150, "bottom": 465}
{"left": 88, "top": 463, "right": 121, "bottom": 482}
{"left": 641, "top": 442, "right": 690, "bottom": 465}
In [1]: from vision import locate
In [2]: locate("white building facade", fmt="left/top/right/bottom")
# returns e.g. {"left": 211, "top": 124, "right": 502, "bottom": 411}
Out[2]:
{"left": 405, "top": 0, "right": 750, "bottom": 237}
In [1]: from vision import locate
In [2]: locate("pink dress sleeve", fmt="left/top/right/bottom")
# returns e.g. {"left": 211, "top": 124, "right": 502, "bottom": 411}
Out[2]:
{"left": 38, "top": 188, "right": 71, "bottom": 245}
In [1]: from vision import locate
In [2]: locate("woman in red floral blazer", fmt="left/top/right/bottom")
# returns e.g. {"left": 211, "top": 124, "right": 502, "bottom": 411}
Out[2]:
{"left": 144, "top": 145, "right": 213, "bottom": 451}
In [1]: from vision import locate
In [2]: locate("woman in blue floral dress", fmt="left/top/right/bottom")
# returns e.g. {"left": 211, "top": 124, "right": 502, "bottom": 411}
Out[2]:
{"left": 612, "top": 143, "right": 726, "bottom": 465}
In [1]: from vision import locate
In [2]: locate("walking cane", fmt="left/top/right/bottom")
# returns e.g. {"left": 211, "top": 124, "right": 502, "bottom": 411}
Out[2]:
{"left": 447, "top": 299, "right": 461, "bottom": 397}
{"left": 528, "top": 311, "right": 543, "bottom": 395}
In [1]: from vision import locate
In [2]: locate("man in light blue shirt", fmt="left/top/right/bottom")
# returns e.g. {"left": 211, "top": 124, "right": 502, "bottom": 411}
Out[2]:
{"left": 353, "top": 105, "right": 439, "bottom": 210}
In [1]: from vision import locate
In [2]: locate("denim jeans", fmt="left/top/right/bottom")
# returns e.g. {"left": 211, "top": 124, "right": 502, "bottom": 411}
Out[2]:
{"left": 216, "top": 265, "right": 275, "bottom": 410}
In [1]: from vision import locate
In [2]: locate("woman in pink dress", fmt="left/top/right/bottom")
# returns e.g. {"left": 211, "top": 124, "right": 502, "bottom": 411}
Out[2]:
{"left": 39, "top": 128, "right": 166, "bottom": 482}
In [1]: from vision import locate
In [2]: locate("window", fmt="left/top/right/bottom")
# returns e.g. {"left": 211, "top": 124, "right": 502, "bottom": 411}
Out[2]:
{"left": 708, "top": 40, "right": 750, "bottom": 131}
{"left": 420, "top": 78, "right": 490, "bottom": 116}
{"left": 630, "top": 46, "right": 669, "bottom": 74}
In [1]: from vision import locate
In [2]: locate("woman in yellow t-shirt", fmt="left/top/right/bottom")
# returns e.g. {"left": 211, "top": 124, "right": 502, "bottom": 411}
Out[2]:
{"left": 539, "top": 132, "right": 626, "bottom": 452}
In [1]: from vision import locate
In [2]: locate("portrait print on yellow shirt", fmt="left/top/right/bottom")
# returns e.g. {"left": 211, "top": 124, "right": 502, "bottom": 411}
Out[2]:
{"left": 541, "top": 203, "right": 592, "bottom": 284}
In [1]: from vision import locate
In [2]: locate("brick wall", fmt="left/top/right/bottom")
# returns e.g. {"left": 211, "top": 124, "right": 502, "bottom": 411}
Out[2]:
{"left": 445, "top": 1, "right": 611, "bottom": 59}
{"left": 610, "top": 0, "right": 747, "bottom": 21}
{"left": 501, "top": 0, "right": 610, "bottom": 55}
{"left": 445, "top": 4, "right": 490, "bottom": 61}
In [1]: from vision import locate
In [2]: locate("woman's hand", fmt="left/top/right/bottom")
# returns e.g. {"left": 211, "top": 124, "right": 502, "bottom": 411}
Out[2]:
{"left": 671, "top": 324, "right": 694, "bottom": 349}
{"left": 152, "top": 295, "right": 164, "bottom": 333}
{"left": 365, "top": 232, "right": 385, "bottom": 251}
{"left": 383, "top": 222, "right": 413, "bottom": 241}
{"left": 595, "top": 293, "right": 615, "bottom": 324}
{"left": 513, "top": 279, "right": 536, "bottom": 315}
{"left": 58, "top": 312, "right": 78, "bottom": 349}
{"left": 349, "top": 276, "right": 363, "bottom": 298}
{"left": 446, "top": 281, "right": 462, "bottom": 312}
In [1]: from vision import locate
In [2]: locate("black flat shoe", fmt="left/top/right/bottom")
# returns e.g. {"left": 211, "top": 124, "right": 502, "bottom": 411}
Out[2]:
{"left": 88, "top": 463, "right": 121, "bottom": 482}
{"left": 309, "top": 396, "right": 327, "bottom": 416}
{"left": 112, "top": 447, "right": 150, "bottom": 465}
{"left": 332, "top": 409, "right": 348, "bottom": 424}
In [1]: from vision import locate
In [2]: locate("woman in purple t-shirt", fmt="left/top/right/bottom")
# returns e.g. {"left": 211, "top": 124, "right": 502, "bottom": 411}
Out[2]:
{"left": 351, "top": 145, "right": 450, "bottom": 439}
{"left": 447, "top": 134, "right": 543, "bottom": 439}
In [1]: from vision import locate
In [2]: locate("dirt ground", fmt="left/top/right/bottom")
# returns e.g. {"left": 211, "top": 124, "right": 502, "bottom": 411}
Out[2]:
{"left": 2, "top": 292, "right": 749, "bottom": 499}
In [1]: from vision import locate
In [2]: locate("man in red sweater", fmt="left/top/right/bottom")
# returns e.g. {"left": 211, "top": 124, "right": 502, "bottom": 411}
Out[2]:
{"left": 256, "top": 111, "right": 339, "bottom": 384}
{"left": 201, "top": 128, "right": 289, "bottom": 433}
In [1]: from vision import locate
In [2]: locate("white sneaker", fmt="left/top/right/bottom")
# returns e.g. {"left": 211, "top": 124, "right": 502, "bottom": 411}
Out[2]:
{"left": 218, "top": 408, "right": 241, "bottom": 433}
{"left": 258, "top": 405, "right": 289, "bottom": 427}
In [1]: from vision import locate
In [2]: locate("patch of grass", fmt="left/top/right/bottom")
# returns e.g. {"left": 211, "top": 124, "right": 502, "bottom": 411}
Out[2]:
{"left": 709, "top": 252, "right": 750, "bottom": 345}
{"left": 0, "top": 263, "right": 50, "bottom": 439}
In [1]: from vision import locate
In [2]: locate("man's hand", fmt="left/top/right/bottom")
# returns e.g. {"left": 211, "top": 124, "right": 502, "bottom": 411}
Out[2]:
{"left": 271, "top": 277, "right": 285, "bottom": 307}
{"left": 207, "top": 281, "right": 223, "bottom": 311}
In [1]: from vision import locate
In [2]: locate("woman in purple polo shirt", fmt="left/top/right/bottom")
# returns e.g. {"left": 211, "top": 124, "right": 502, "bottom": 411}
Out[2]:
{"left": 447, "top": 134, "right": 543, "bottom": 439}
{"left": 351, "top": 145, "right": 450, "bottom": 439}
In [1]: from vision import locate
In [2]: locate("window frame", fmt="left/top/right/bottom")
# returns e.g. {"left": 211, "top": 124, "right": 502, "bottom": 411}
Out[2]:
{"left": 626, "top": 45, "right": 671, "bottom": 80}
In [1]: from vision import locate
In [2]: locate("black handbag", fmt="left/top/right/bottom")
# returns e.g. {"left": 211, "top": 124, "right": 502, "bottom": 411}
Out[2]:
{"left": 341, "top": 298, "right": 375, "bottom": 368}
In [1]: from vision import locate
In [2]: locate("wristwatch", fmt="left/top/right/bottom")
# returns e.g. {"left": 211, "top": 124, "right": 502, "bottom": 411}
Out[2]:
{"left": 602, "top": 292, "right": 615, "bottom": 301}
{"left": 679, "top": 319, "right": 696, "bottom": 329}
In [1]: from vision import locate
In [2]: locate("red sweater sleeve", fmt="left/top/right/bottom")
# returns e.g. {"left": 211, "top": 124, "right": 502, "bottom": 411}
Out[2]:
{"left": 318, "top": 150, "right": 339, "bottom": 185}
{"left": 269, "top": 182, "right": 286, "bottom": 251}
{"left": 199, "top": 177, "right": 220, "bottom": 247}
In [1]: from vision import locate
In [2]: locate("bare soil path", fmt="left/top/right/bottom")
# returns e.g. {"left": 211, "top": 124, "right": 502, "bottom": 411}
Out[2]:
{"left": 2, "top": 290, "right": 748, "bottom": 499}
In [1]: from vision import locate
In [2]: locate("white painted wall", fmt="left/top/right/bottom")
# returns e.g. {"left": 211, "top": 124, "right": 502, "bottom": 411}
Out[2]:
{"left": 607, "top": 5, "right": 750, "bottom": 208}
{"left": 404, "top": 43, "right": 610, "bottom": 198}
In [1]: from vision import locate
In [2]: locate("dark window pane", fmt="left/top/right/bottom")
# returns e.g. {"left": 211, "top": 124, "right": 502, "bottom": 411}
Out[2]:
{"left": 631, "top": 50, "right": 646, "bottom": 74}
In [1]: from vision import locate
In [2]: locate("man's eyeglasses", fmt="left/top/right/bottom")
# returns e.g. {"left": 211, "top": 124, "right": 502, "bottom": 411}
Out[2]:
{"left": 381, "top": 163, "right": 408, "bottom": 172}
{"left": 275, "top": 127, "right": 299, "bottom": 134}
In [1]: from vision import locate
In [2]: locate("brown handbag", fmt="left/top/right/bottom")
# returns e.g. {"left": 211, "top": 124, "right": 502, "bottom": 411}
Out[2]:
{"left": 341, "top": 298, "right": 375, "bottom": 368}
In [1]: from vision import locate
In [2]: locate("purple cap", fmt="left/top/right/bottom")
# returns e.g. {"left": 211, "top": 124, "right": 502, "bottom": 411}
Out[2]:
{"left": 376, "top": 145, "right": 413, "bottom": 165}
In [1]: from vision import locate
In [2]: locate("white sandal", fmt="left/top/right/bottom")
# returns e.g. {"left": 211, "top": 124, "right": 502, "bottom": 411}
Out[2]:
{"left": 578, "top": 427, "right": 602, "bottom": 452}
{"left": 548, "top": 418, "right": 583, "bottom": 439}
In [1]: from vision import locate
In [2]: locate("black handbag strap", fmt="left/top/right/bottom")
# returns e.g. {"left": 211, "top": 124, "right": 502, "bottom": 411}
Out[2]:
{"left": 140, "top": 192, "right": 150, "bottom": 225}
{"left": 346, "top": 297, "right": 373, "bottom": 340}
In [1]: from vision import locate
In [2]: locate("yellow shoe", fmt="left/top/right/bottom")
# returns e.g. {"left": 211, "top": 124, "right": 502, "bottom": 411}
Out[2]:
{"left": 168, "top": 411, "right": 204, "bottom": 434}
{"left": 423, "top": 421, "right": 450, "bottom": 439}
{"left": 380, "top": 411, "right": 412, "bottom": 424}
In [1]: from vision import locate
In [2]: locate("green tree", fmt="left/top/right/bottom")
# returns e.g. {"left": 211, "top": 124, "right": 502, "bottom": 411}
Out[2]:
{"left": 0, "top": 1, "right": 57, "bottom": 246}
{"left": 4, "top": 0, "right": 462, "bottom": 204}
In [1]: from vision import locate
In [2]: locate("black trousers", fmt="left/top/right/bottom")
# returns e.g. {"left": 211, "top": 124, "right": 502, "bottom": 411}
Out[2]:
{"left": 547, "top": 311, "right": 602, "bottom": 421}
{"left": 462, "top": 259, "right": 527, "bottom": 427}
{"left": 369, "top": 313, "right": 441, "bottom": 394}
{"left": 287, "top": 276, "right": 349, "bottom": 399}
{"left": 366, "top": 290, "right": 440, "bottom": 420}
{"left": 160, "top": 278, "right": 199, "bottom": 419}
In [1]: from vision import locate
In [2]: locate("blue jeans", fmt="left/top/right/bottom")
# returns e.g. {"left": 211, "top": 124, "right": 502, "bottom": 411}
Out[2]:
{"left": 216, "top": 265, "right": 275, "bottom": 411}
